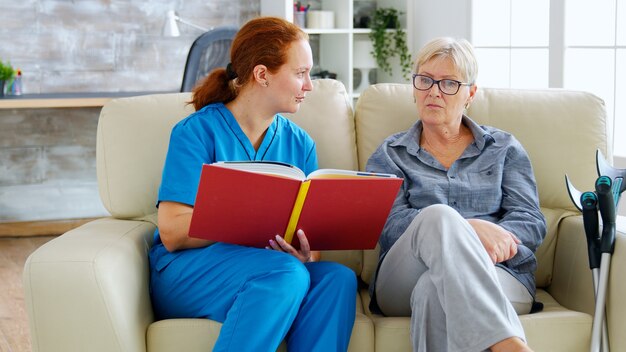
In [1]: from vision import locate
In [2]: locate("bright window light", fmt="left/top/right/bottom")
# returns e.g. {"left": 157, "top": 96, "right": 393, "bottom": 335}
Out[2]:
{"left": 471, "top": 0, "right": 625, "bottom": 156}
{"left": 474, "top": 48, "right": 510, "bottom": 88}
{"left": 511, "top": 49, "right": 549, "bottom": 89}
{"left": 615, "top": 49, "right": 625, "bottom": 155}
{"left": 565, "top": 0, "right": 615, "bottom": 46}
{"left": 511, "top": 0, "right": 549, "bottom": 46}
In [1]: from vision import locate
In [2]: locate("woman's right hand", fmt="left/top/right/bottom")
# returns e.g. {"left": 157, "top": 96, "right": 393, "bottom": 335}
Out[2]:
{"left": 266, "top": 229, "right": 321, "bottom": 263}
{"left": 467, "top": 218, "right": 520, "bottom": 264}
{"left": 157, "top": 201, "right": 214, "bottom": 252}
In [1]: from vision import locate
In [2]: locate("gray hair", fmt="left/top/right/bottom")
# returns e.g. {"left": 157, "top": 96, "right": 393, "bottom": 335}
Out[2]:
{"left": 414, "top": 37, "right": 478, "bottom": 84}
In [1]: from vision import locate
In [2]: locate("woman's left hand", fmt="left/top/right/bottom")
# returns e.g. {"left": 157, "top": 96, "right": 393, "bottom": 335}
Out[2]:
{"left": 267, "top": 229, "right": 321, "bottom": 263}
{"left": 467, "top": 219, "right": 520, "bottom": 264}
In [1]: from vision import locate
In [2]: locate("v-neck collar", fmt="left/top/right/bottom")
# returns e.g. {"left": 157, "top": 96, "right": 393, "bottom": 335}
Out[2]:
{"left": 217, "top": 104, "right": 279, "bottom": 161}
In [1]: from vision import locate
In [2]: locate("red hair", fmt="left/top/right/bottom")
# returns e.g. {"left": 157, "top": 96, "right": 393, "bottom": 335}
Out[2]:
{"left": 191, "top": 17, "right": 308, "bottom": 111}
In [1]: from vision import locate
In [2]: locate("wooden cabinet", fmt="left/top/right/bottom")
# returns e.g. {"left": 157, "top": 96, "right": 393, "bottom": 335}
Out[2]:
{"left": 261, "top": 0, "right": 413, "bottom": 98}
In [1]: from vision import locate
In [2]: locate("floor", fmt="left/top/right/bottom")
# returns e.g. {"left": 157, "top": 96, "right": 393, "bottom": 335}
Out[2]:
{"left": 0, "top": 236, "right": 56, "bottom": 352}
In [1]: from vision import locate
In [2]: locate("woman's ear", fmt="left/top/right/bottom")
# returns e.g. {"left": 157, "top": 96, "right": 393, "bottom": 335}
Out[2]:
{"left": 252, "top": 64, "right": 269, "bottom": 86}
{"left": 466, "top": 84, "right": 478, "bottom": 107}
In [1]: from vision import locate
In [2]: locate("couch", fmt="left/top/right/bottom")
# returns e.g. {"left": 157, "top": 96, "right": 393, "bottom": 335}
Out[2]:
{"left": 24, "top": 79, "right": 626, "bottom": 351}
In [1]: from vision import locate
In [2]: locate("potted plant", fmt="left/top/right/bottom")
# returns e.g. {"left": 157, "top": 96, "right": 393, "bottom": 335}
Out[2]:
{"left": 368, "top": 8, "right": 411, "bottom": 79}
{"left": 0, "top": 60, "right": 15, "bottom": 97}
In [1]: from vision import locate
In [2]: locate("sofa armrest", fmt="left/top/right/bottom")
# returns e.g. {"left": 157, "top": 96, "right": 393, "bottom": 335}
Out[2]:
{"left": 23, "top": 218, "right": 155, "bottom": 352}
{"left": 549, "top": 215, "right": 626, "bottom": 351}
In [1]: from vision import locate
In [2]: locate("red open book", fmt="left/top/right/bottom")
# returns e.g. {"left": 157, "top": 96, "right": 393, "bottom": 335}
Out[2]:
{"left": 188, "top": 161, "right": 403, "bottom": 250}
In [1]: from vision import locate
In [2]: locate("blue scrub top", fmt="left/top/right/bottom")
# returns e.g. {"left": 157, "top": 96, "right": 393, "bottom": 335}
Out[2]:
{"left": 151, "top": 103, "right": 318, "bottom": 269}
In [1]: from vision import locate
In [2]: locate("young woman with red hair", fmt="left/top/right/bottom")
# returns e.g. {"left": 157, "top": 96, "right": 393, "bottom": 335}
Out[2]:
{"left": 149, "top": 17, "right": 356, "bottom": 351}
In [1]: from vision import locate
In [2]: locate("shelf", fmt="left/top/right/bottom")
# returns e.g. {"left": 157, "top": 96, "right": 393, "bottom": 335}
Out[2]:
{"left": 304, "top": 28, "right": 352, "bottom": 35}
{"left": 0, "top": 91, "right": 174, "bottom": 109}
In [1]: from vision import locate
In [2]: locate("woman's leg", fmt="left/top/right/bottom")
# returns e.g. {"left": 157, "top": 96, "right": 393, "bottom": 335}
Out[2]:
{"left": 286, "top": 261, "right": 357, "bottom": 352}
{"left": 496, "top": 267, "right": 533, "bottom": 315}
{"left": 375, "top": 204, "right": 525, "bottom": 352}
{"left": 150, "top": 243, "right": 310, "bottom": 352}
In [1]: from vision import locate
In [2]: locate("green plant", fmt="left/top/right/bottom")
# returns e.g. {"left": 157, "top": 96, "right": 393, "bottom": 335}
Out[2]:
{"left": 0, "top": 60, "right": 15, "bottom": 81}
{"left": 368, "top": 8, "right": 412, "bottom": 79}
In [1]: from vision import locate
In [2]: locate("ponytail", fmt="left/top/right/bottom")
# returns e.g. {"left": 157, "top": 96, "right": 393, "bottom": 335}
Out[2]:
{"left": 190, "top": 68, "right": 236, "bottom": 111}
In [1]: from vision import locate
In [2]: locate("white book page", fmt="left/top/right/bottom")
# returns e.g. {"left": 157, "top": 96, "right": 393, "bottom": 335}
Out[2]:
{"left": 307, "top": 168, "right": 398, "bottom": 179}
{"left": 212, "top": 161, "right": 306, "bottom": 180}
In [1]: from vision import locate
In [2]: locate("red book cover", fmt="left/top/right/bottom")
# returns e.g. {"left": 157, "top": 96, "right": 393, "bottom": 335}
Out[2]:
{"left": 188, "top": 163, "right": 403, "bottom": 250}
{"left": 292, "top": 178, "right": 402, "bottom": 250}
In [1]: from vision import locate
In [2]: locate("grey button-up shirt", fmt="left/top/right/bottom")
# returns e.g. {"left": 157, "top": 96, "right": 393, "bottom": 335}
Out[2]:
{"left": 366, "top": 115, "right": 547, "bottom": 298}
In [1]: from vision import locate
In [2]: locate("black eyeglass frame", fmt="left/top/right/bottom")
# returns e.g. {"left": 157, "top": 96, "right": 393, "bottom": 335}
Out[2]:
{"left": 412, "top": 74, "right": 472, "bottom": 95}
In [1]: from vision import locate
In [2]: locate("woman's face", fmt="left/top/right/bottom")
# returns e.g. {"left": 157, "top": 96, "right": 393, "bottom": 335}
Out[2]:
{"left": 266, "top": 39, "right": 314, "bottom": 114}
{"left": 414, "top": 56, "right": 476, "bottom": 127}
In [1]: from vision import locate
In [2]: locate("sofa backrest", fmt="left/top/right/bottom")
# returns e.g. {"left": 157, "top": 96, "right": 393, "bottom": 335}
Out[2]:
{"left": 355, "top": 83, "right": 611, "bottom": 287}
{"left": 97, "top": 92, "right": 195, "bottom": 219}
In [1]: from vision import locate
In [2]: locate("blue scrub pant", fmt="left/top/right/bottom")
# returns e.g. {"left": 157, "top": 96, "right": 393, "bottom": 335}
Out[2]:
{"left": 149, "top": 242, "right": 357, "bottom": 352}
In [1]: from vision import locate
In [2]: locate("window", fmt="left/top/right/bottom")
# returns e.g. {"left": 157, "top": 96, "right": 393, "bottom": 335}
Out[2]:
{"left": 471, "top": 0, "right": 626, "bottom": 156}
{"left": 471, "top": 0, "right": 550, "bottom": 89}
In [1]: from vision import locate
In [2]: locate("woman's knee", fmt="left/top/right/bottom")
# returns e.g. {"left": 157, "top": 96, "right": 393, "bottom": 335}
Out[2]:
{"left": 321, "top": 262, "right": 357, "bottom": 291}
{"left": 307, "top": 262, "right": 357, "bottom": 307}
{"left": 419, "top": 204, "right": 463, "bottom": 222}
{"left": 412, "top": 205, "right": 467, "bottom": 234}
{"left": 269, "top": 254, "right": 311, "bottom": 294}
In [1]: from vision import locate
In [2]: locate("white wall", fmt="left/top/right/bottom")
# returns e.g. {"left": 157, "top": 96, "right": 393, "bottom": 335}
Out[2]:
{"left": 410, "top": 0, "right": 472, "bottom": 50}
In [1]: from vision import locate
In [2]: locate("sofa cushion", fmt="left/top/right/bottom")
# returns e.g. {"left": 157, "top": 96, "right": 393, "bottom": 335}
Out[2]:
{"left": 521, "top": 290, "right": 591, "bottom": 352}
{"left": 147, "top": 303, "right": 374, "bottom": 352}
{"left": 359, "top": 288, "right": 591, "bottom": 352}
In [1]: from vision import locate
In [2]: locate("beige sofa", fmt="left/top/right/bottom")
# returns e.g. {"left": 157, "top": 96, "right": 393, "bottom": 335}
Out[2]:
{"left": 24, "top": 79, "right": 625, "bottom": 351}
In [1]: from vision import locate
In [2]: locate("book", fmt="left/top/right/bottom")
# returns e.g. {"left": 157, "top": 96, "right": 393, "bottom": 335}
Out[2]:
{"left": 188, "top": 161, "right": 403, "bottom": 250}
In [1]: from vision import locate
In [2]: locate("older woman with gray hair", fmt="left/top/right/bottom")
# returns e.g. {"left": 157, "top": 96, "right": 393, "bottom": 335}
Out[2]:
{"left": 366, "top": 37, "right": 546, "bottom": 352}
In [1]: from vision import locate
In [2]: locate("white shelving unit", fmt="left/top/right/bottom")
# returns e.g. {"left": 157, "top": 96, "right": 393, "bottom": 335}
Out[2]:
{"left": 261, "top": 0, "right": 414, "bottom": 98}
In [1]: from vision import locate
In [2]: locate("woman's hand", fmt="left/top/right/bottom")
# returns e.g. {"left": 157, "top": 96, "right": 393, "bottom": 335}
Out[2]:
{"left": 267, "top": 229, "right": 321, "bottom": 263}
{"left": 467, "top": 219, "right": 520, "bottom": 264}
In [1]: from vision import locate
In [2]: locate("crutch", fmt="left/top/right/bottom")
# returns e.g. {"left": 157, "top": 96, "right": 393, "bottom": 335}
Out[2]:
{"left": 590, "top": 176, "right": 616, "bottom": 352}
{"left": 580, "top": 191, "right": 609, "bottom": 352}
{"left": 590, "top": 151, "right": 626, "bottom": 352}
{"left": 566, "top": 178, "right": 609, "bottom": 352}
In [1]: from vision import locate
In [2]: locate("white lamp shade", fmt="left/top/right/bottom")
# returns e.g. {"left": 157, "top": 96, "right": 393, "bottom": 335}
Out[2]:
{"left": 353, "top": 40, "right": 376, "bottom": 69}
{"left": 163, "top": 10, "right": 180, "bottom": 37}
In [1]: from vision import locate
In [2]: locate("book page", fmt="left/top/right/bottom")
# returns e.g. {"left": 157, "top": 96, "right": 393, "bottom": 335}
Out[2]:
{"left": 307, "top": 168, "right": 398, "bottom": 179}
{"left": 213, "top": 161, "right": 306, "bottom": 180}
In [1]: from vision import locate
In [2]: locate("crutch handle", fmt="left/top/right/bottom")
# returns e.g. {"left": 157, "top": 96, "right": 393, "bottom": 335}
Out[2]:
{"left": 595, "top": 176, "right": 616, "bottom": 254}
{"left": 581, "top": 192, "right": 601, "bottom": 269}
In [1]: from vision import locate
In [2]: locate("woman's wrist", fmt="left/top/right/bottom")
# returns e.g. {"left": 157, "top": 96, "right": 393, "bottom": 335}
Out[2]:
{"left": 308, "top": 250, "right": 321, "bottom": 262}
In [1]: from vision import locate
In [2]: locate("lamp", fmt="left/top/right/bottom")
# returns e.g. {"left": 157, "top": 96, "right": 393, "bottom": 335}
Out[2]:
{"left": 353, "top": 39, "right": 377, "bottom": 93}
{"left": 163, "top": 10, "right": 210, "bottom": 37}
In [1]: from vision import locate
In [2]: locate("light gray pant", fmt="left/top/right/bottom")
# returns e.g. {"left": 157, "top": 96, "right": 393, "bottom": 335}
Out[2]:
{"left": 376, "top": 204, "right": 531, "bottom": 352}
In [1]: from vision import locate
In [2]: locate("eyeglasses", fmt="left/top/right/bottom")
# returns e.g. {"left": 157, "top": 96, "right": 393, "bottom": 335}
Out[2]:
{"left": 412, "top": 74, "right": 471, "bottom": 95}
